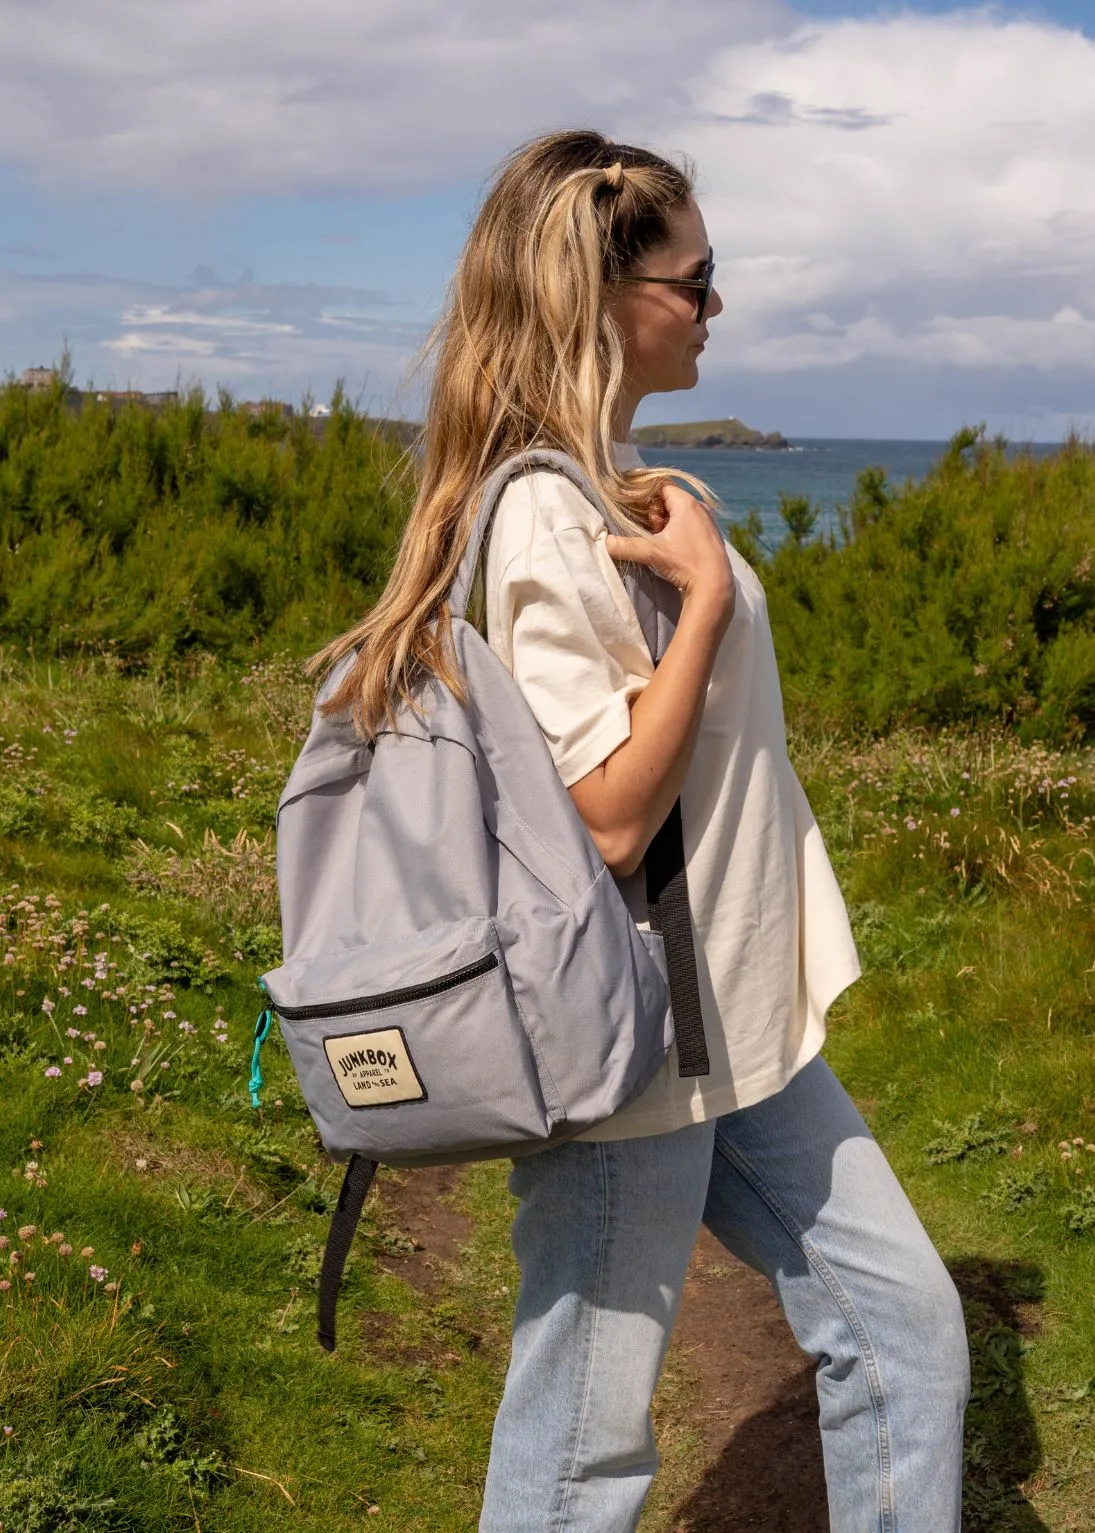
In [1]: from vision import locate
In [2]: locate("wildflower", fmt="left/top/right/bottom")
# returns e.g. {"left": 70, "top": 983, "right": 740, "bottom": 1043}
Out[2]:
{"left": 17, "top": 1226, "right": 36, "bottom": 1240}
{"left": 49, "top": 1232, "right": 63, "bottom": 1243}
{"left": 87, "top": 1070, "right": 103, "bottom": 1087}
{"left": 1074, "top": 1137, "right": 1085, "bottom": 1146}
{"left": 9, "top": 1252, "right": 21, "bottom": 1266}
{"left": 93, "top": 1040, "right": 106, "bottom": 1052}
{"left": 65, "top": 1027, "right": 80, "bottom": 1038}
{"left": 160, "top": 1061, "right": 169, "bottom": 1070}
{"left": 63, "top": 1057, "right": 73, "bottom": 1066}
{"left": 134, "top": 1159, "right": 148, "bottom": 1171}
{"left": 41, "top": 998, "right": 55, "bottom": 1014}
{"left": 0, "top": 1210, "right": 5, "bottom": 1221}
{"left": 73, "top": 1005, "right": 87, "bottom": 1017}
{"left": 81, "top": 1032, "right": 95, "bottom": 1042}
{"left": 23, "top": 1271, "right": 35, "bottom": 1283}
{"left": 44, "top": 1066, "right": 61, "bottom": 1079}
{"left": 904, "top": 818, "right": 917, "bottom": 831}
{"left": 131, "top": 1079, "right": 144, "bottom": 1092}
{"left": 163, "top": 1010, "right": 176, "bottom": 1019}
{"left": 80, "top": 1246, "right": 94, "bottom": 1257}
{"left": 961, "top": 771, "right": 970, "bottom": 780}
{"left": 104, "top": 1280, "right": 117, "bottom": 1292}
{"left": 0, "top": 1281, "right": 9, "bottom": 1292}
{"left": 88, "top": 1264, "right": 107, "bottom": 1282}
{"left": 58, "top": 1243, "right": 72, "bottom": 1256}
{"left": 949, "top": 807, "right": 960, "bottom": 817}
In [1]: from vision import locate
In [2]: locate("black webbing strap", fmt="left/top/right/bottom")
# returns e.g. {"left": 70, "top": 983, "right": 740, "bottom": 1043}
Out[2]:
{"left": 621, "top": 563, "right": 710, "bottom": 1079}
{"left": 644, "top": 799, "right": 710, "bottom": 1077}
{"left": 317, "top": 1153, "right": 378, "bottom": 1352}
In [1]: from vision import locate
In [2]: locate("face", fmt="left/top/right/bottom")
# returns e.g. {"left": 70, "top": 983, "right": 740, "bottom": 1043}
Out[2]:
{"left": 607, "top": 195, "right": 723, "bottom": 402}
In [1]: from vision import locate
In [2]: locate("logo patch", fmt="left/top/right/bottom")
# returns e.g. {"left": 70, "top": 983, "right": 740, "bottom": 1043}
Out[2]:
{"left": 323, "top": 1027, "right": 426, "bottom": 1108}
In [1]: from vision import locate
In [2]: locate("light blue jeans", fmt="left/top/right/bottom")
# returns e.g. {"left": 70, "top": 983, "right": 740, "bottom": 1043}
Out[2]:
{"left": 479, "top": 1056, "right": 969, "bottom": 1532}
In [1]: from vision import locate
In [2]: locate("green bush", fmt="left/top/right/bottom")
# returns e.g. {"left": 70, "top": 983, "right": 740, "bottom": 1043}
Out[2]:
{"left": 0, "top": 371, "right": 411, "bottom": 664}
{"left": 739, "top": 428, "right": 1095, "bottom": 744}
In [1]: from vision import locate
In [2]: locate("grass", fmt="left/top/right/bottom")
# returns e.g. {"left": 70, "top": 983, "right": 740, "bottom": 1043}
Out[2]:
{"left": 0, "top": 645, "right": 1092, "bottom": 1528}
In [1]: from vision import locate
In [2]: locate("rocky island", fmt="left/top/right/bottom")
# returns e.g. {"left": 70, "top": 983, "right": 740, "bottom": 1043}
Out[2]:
{"left": 632, "top": 417, "right": 788, "bottom": 450}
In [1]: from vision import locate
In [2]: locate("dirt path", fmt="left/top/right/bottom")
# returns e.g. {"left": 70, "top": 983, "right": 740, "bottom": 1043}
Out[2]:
{"left": 664, "top": 1226, "right": 828, "bottom": 1532}
{"left": 373, "top": 1165, "right": 828, "bottom": 1532}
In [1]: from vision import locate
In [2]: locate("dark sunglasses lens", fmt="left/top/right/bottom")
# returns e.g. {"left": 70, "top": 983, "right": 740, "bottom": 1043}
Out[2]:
{"left": 696, "top": 262, "right": 714, "bottom": 322}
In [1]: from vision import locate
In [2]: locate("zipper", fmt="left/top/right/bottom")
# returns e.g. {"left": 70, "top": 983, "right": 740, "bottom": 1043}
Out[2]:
{"left": 271, "top": 950, "right": 499, "bottom": 1021}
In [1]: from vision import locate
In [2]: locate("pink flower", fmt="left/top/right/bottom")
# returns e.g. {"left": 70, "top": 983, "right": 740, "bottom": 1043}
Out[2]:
{"left": 63, "top": 1057, "right": 73, "bottom": 1065}
{"left": 950, "top": 807, "right": 960, "bottom": 817}
{"left": 73, "top": 1005, "right": 88, "bottom": 1017}
{"left": 44, "top": 1065, "right": 62, "bottom": 1079}
{"left": 88, "top": 1264, "right": 107, "bottom": 1282}
{"left": 41, "top": 998, "right": 55, "bottom": 1014}
{"left": 87, "top": 1070, "right": 103, "bottom": 1087}
{"left": 65, "top": 1027, "right": 80, "bottom": 1038}
{"left": 0, "top": 1281, "right": 10, "bottom": 1293}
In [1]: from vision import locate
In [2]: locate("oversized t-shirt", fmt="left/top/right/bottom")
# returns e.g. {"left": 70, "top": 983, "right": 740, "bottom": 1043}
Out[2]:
{"left": 484, "top": 444, "right": 861, "bottom": 1140}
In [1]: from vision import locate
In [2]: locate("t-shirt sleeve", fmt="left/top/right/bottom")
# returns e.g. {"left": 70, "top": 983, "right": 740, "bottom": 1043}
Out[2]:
{"left": 485, "top": 474, "right": 654, "bottom": 788}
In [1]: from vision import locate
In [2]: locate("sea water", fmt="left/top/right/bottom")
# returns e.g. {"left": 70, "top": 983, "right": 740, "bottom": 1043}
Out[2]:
{"left": 640, "top": 439, "right": 1063, "bottom": 550}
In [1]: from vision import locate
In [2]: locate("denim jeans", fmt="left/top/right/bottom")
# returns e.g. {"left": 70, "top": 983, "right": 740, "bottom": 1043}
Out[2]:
{"left": 479, "top": 1055, "right": 970, "bottom": 1532}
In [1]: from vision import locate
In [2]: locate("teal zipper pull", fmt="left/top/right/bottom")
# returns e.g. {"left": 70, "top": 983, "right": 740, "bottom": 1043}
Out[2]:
{"left": 249, "top": 1006, "right": 273, "bottom": 1109}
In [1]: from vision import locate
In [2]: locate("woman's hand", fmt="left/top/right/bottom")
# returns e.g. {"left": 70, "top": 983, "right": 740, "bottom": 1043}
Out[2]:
{"left": 604, "top": 481, "right": 735, "bottom": 622}
{"left": 568, "top": 482, "right": 736, "bottom": 877}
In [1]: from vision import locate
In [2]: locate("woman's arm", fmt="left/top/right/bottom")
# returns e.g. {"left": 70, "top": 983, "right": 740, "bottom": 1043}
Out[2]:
{"left": 567, "top": 483, "right": 735, "bottom": 877}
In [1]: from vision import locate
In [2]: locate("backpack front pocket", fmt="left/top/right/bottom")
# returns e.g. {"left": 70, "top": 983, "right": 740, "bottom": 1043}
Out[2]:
{"left": 262, "top": 920, "right": 563, "bottom": 1160}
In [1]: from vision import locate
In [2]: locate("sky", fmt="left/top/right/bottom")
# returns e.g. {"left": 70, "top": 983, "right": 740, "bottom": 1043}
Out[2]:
{"left": 1, "top": 0, "right": 1094, "bottom": 439}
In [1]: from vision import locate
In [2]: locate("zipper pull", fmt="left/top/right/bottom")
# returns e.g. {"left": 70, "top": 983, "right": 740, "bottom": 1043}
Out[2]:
{"left": 249, "top": 1006, "right": 273, "bottom": 1109}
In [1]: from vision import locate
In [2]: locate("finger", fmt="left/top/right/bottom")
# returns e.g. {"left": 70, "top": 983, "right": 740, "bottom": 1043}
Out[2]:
{"left": 604, "top": 534, "right": 657, "bottom": 565}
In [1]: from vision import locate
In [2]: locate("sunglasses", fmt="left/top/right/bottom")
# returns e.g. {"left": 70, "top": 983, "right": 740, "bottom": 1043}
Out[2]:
{"left": 616, "top": 247, "right": 715, "bottom": 324}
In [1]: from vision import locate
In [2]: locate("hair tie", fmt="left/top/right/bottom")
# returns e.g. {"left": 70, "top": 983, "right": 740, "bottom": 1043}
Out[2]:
{"left": 602, "top": 162, "right": 625, "bottom": 195}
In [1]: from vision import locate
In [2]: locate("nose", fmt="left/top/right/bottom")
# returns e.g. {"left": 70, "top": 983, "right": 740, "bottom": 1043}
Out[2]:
{"left": 705, "top": 283, "right": 724, "bottom": 322}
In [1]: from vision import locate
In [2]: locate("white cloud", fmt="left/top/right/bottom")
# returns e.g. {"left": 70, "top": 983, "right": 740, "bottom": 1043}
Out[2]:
{"left": 0, "top": 266, "right": 429, "bottom": 408}
{"left": 3, "top": 3, "right": 1095, "bottom": 430}
{"left": 687, "top": 10, "right": 1095, "bottom": 378}
{"left": 0, "top": 0, "right": 790, "bottom": 197}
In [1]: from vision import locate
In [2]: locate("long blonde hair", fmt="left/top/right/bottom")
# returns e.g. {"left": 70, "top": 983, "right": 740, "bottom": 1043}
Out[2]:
{"left": 311, "top": 129, "right": 712, "bottom": 737}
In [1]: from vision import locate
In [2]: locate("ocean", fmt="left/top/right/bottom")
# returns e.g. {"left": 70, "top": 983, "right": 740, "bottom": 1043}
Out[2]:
{"left": 639, "top": 439, "right": 1064, "bottom": 549}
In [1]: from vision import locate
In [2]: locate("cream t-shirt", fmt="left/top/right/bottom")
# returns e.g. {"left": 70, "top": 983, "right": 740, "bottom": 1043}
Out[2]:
{"left": 484, "top": 445, "right": 861, "bottom": 1140}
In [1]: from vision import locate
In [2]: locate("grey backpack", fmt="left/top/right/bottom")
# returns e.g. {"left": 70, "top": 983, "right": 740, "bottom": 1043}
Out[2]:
{"left": 251, "top": 450, "right": 708, "bottom": 1349}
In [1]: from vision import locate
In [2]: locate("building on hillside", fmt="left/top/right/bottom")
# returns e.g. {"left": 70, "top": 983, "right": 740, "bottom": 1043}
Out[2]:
{"left": 21, "top": 367, "right": 58, "bottom": 391}
{"left": 93, "top": 390, "right": 179, "bottom": 407}
{"left": 241, "top": 399, "right": 295, "bottom": 420}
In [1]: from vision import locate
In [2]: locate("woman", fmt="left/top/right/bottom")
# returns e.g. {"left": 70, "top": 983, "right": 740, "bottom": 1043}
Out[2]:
{"left": 318, "top": 131, "right": 970, "bottom": 1531}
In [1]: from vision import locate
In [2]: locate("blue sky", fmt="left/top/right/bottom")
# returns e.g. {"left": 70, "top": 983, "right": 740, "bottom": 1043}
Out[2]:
{"left": 2, "top": 1, "right": 1094, "bottom": 438}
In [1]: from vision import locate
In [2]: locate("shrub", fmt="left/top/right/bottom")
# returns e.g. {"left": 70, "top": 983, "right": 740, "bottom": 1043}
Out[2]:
{"left": 743, "top": 429, "right": 1095, "bottom": 745}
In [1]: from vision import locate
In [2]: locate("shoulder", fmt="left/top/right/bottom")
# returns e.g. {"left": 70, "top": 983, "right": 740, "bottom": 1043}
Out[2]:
{"left": 489, "top": 469, "right": 604, "bottom": 565}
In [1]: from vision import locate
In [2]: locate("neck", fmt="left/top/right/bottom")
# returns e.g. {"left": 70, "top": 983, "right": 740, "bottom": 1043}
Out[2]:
{"left": 610, "top": 379, "right": 643, "bottom": 444}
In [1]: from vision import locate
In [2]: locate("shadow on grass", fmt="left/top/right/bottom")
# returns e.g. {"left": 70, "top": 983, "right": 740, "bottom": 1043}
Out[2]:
{"left": 669, "top": 1257, "right": 1048, "bottom": 1533}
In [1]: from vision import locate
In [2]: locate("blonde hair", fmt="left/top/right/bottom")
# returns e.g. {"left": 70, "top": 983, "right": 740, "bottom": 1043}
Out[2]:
{"left": 311, "top": 129, "right": 714, "bottom": 737}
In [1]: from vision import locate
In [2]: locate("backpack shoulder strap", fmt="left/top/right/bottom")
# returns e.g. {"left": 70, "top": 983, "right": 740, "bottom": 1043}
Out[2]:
{"left": 448, "top": 448, "right": 616, "bottom": 620}
{"left": 449, "top": 448, "right": 709, "bottom": 1081}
